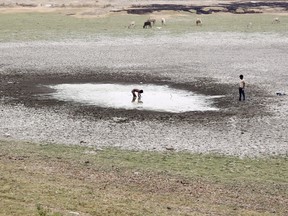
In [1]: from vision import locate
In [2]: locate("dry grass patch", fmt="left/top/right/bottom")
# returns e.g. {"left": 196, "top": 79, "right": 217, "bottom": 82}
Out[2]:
{"left": 0, "top": 140, "right": 287, "bottom": 215}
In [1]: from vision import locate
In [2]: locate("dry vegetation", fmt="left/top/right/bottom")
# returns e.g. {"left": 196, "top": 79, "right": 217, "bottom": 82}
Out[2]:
{"left": 1, "top": 140, "right": 288, "bottom": 215}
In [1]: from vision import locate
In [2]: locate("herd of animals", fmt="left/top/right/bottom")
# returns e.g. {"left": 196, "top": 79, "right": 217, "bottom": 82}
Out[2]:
{"left": 127, "top": 17, "right": 281, "bottom": 29}
{"left": 127, "top": 17, "right": 202, "bottom": 29}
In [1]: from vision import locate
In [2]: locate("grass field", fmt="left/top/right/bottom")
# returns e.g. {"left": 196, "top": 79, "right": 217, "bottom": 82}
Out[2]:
{"left": 0, "top": 11, "right": 287, "bottom": 41}
{"left": 0, "top": 140, "right": 287, "bottom": 215}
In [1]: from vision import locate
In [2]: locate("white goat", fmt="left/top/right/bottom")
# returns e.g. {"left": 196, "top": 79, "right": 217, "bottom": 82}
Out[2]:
{"left": 128, "top": 21, "right": 135, "bottom": 29}
{"left": 272, "top": 17, "right": 280, "bottom": 24}
{"left": 196, "top": 18, "right": 202, "bottom": 26}
{"left": 161, "top": 17, "right": 166, "bottom": 25}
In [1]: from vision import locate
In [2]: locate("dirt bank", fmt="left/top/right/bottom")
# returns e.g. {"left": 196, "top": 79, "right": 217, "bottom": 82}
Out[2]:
{"left": 0, "top": 0, "right": 287, "bottom": 15}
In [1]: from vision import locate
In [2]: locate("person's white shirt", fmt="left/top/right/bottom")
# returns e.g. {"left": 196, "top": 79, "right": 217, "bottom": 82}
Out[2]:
{"left": 239, "top": 79, "right": 245, "bottom": 88}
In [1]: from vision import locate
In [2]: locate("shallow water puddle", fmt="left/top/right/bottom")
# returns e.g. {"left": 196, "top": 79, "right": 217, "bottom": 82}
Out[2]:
{"left": 47, "top": 84, "right": 222, "bottom": 113}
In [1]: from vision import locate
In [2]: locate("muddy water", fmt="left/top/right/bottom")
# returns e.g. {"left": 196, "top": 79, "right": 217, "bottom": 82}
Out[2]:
{"left": 47, "top": 83, "right": 222, "bottom": 113}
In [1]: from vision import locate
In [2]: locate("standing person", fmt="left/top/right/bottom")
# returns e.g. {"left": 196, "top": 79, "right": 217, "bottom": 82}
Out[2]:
{"left": 239, "top": 74, "right": 245, "bottom": 101}
{"left": 131, "top": 89, "right": 143, "bottom": 102}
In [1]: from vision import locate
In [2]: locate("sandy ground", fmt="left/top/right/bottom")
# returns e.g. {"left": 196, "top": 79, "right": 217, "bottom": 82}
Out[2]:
{"left": 1, "top": 31, "right": 288, "bottom": 157}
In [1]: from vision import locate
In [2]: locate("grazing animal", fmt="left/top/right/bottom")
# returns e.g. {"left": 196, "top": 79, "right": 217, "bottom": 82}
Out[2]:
{"left": 276, "top": 91, "right": 285, "bottom": 96}
{"left": 161, "top": 17, "right": 166, "bottom": 25}
{"left": 128, "top": 21, "right": 135, "bottom": 29}
{"left": 147, "top": 18, "right": 156, "bottom": 25}
{"left": 272, "top": 17, "right": 280, "bottom": 24}
{"left": 196, "top": 18, "right": 202, "bottom": 26}
{"left": 143, "top": 21, "right": 152, "bottom": 28}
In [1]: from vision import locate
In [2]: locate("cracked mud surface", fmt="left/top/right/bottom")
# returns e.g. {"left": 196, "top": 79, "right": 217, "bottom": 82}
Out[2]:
{"left": 1, "top": 32, "right": 288, "bottom": 157}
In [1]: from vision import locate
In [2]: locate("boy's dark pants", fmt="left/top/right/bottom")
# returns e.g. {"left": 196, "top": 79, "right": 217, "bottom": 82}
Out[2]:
{"left": 239, "top": 87, "right": 245, "bottom": 101}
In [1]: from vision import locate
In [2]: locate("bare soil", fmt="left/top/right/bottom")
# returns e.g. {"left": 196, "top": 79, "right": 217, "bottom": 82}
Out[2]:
{"left": 1, "top": 31, "right": 288, "bottom": 157}
{"left": 0, "top": 0, "right": 287, "bottom": 15}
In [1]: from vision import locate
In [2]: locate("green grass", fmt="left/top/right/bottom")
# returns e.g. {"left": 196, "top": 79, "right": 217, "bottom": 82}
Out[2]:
{"left": 0, "top": 12, "right": 287, "bottom": 42}
{"left": 4, "top": 139, "right": 288, "bottom": 183}
{"left": 0, "top": 140, "right": 287, "bottom": 215}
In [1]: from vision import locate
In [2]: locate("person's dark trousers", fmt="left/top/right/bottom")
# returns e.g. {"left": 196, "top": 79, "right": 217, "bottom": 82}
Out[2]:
{"left": 239, "top": 87, "right": 245, "bottom": 101}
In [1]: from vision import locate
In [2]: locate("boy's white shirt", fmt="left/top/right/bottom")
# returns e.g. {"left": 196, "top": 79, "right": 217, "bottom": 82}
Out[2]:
{"left": 239, "top": 79, "right": 245, "bottom": 88}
